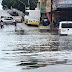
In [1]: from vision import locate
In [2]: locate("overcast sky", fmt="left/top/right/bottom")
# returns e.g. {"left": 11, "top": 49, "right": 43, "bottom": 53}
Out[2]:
{"left": 0, "top": 0, "right": 2, "bottom": 3}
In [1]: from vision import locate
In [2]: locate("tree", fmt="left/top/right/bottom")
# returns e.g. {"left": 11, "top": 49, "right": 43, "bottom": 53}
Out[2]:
{"left": 2, "top": 0, "right": 38, "bottom": 13}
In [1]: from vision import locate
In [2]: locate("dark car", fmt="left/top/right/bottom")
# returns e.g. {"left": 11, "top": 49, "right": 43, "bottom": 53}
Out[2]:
{"left": 9, "top": 11, "right": 19, "bottom": 16}
{"left": 42, "top": 14, "right": 50, "bottom": 26}
{"left": 43, "top": 18, "right": 50, "bottom": 26}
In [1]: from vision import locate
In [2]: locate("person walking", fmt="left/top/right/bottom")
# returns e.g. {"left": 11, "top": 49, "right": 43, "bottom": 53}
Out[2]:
{"left": 0, "top": 20, "right": 4, "bottom": 28}
{"left": 14, "top": 20, "right": 17, "bottom": 27}
{"left": 14, "top": 20, "right": 17, "bottom": 31}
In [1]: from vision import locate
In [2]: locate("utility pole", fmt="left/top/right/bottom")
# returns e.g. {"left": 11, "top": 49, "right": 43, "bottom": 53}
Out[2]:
{"left": 28, "top": 0, "right": 30, "bottom": 5}
{"left": 28, "top": 0, "right": 30, "bottom": 9}
{"left": 50, "top": 0, "right": 53, "bottom": 31}
{"left": 18, "top": 0, "right": 26, "bottom": 12}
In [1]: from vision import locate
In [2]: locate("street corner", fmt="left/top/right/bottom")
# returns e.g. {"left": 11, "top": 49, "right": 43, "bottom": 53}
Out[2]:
{"left": 38, "top": 25, "right": 50, "bottom": 30}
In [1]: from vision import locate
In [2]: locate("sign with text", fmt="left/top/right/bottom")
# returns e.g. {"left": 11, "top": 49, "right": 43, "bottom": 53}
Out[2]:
{"left": 46, "top": 0, "right": 51, "bottom": 12}
{"left": 57, "top": 0, "right": 72, "bottom": 8}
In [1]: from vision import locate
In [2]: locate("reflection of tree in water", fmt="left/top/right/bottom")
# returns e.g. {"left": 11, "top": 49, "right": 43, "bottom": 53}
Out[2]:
{"left": 17, "top": 56, "right": 55, "bottom": 69}
{"left": 17, "top": 55, "right": 68, "bottom": 69}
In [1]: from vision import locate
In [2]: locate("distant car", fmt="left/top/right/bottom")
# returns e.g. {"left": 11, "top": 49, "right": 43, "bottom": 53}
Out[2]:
{"left": 42, "top": 18, "right": 50, "bottom": 26}
{"left": 42, "top": 14, "right": 50, "bottom": 26}
{"left": 0, "top": 16, "right": 16, "bottom": 25}
{"left": 7, "top": 9, "right": 12, "bottom": 13}
{"left": 9, "top": 11, "right": 19, "bottom": 16}
{"left": 9, "top": 11, "right": 23, "bottom": 23}
{"left": 59, "top": 21, "right": 72, "bottom": 35}
{"left": 14, "top": 16, "right": 23, "bottom": 23}
{"left": 1, "top": 16, "right": 7, "bottom": 18}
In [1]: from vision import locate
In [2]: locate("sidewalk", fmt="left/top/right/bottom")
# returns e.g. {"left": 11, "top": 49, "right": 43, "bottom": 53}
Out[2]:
{"left": 16, "top": 22, "right": 58, "bottom": 31}
{"left": 38, "top": 24, "right": 58, "bottom": 31}
{"left": 38, "top": 25, "right": 50, "bottom": 29}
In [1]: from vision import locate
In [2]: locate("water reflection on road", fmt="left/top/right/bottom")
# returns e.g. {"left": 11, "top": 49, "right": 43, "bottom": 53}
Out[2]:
{"left": 0, "top": 25, "right": 72, "bottom": 72}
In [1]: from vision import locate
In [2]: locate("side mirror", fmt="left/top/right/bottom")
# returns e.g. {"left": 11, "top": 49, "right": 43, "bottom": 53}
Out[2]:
{"left": 25, "top": 12, "right": 29, "bottom": 16}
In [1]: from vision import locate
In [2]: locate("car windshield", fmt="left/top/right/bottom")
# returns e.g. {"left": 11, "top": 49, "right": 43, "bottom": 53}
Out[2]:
{"left": 62, "top": 23, "right": 72, "bottom": 28}
{"left": 13, "top": 12, "right": 19, "bottom": 16}
{"left": 5, "top": 18, "right": 13, "bottom": 20}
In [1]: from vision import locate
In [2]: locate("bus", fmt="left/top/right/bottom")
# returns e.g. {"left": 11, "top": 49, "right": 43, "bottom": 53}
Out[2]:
{"left": 24, "top": 10, "right": 40, "bottom": 26}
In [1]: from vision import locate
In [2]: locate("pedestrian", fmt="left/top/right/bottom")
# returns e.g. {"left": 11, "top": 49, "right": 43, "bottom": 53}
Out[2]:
{"left": 0, "top": 20, "right": 4, "bottom": 28}
{"left": 15, "top": 21, "right": 17, "bottom": 27}
{"left": 14, "top": 20, "right": 17, "bottom": 31}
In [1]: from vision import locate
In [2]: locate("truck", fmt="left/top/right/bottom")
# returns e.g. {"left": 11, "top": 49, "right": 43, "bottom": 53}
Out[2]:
{"left": 24, "top": 10, "right": 40, "bottom": 26}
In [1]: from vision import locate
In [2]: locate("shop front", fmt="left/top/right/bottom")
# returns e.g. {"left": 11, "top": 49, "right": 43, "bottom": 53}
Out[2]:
{"left": 56, "top": 0, "right": 72, "bottom": 21}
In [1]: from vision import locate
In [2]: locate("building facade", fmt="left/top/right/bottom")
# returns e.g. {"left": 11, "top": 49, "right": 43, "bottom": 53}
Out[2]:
{"left": 56, "top": 0, "right": 72, "bottom": 21}
{"left": 38, "top": 0, "right": 72, "bottom": 26}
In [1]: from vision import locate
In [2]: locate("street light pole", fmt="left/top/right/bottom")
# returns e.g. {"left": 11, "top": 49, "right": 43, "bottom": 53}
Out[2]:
{"left": 18, "top": 0, "right": 26, "bottom": 12}
{"left": 28, "top": 0, "right": 30, "bottom": 9}
{"left": 50, "top": 0, "right": 53, "bottom": 31}
{"left": 28, "top": 0, "right": 30, "bottom": 5}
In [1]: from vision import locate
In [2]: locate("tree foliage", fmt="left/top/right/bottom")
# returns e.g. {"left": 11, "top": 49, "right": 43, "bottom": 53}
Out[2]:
{"left": 2, "top": 0, "right": 38, "bottom": 13}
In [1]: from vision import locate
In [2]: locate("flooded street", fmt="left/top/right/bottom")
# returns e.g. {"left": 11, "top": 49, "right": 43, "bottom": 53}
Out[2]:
{"left": 0, "top": 24, "right": 72, "bottom": 72}
{"left": 0, "top": 0, "right": 72, "bottom": 72}
{"left": 0, "top": 6, "right": 72, "bottom": 72}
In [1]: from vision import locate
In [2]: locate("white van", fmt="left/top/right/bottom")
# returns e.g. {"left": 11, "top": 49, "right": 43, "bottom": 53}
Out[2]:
{"left": 59, "top": 21, "right": 72, "bottom": 35}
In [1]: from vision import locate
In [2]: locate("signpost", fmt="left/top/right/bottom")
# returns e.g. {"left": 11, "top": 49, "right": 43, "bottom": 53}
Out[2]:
{"left": 46, "top": 0, "right": 57, "bottom": 31}
{"left": 50, "top": 0, "right": 53, "bottom": 31}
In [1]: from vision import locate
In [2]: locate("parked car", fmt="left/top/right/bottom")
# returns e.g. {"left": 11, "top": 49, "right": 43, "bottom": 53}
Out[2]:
{"left": 43, "top": 18, "right": 50, "bottom": 26}
{"left": 1, "top": 16, "right": 7, "bottom": 18}
{"left": 42, "top": 14, "right": 50, "bottom": 26}
{"left": 9, "top": 11, "right": 19, "bottom": 16}
{"left": 0, "top": 16, "right": 16, "bottom": 25}
{"left": 59, "top": 21, "right": 72, "bottom": 35}
{"left": 7, "top": 9, "right": 12, "bottom": 13}
{"left": 14, "top": 16, "right": 23, "bottom": 23}
{"left": 9, "top": 11, "right": 23, "bottom": 23}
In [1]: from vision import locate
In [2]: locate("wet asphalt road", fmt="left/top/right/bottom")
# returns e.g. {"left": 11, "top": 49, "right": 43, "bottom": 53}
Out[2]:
{"left": 0, "top": 24, "right": 72, "bottom": 72}
{"left": 0, "top": 10, "right": 72, "bottom": 72}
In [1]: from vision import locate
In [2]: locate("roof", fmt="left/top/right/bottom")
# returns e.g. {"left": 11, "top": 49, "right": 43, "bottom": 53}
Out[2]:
{"left": 60, "top": 21, "right": 72, "bottom": 23}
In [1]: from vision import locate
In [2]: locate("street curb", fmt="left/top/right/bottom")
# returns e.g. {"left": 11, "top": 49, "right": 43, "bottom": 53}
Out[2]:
{"left": 38, "top": 26, "right": 50, "bottom": 30}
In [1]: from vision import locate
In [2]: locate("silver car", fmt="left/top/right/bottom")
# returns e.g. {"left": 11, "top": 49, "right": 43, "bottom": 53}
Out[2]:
{"left": 1, "top": 16, "right": 16, "bottom": 25}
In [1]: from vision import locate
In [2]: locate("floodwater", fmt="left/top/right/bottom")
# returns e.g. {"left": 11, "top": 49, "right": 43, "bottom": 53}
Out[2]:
{"left": 0, "top": 25, "right": 72, "bottom": 72}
